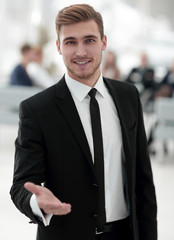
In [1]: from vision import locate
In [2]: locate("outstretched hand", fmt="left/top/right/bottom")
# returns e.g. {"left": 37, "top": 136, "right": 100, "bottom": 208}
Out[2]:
{"left": 24, "top": 182, "right": 71, "bottom": 215}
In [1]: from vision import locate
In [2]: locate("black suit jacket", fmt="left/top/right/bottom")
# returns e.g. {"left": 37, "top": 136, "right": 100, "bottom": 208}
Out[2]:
{"left": 10, "top": 76, "right": 157, "bottom": 240}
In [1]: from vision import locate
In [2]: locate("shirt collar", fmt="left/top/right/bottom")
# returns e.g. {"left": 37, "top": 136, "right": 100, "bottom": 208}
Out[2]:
{"left": 65, "top": 73, "right": 105, "bottom": 102}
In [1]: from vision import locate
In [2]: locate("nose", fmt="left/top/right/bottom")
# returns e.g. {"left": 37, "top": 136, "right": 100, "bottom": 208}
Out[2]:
{"left": 75, "top": 43, "right": 87, "bottom": 57}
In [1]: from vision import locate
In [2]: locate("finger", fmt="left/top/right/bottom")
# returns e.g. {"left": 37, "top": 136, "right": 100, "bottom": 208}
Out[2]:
{"left": 24, "top": 182, "right": 41, "bottom": 196}
{"left": 48, "top": 202, "right": 71, "bottom": 215}
{"left": 55, "top": 203, "right": 72, "bottom": 215}
{"left": 48, "top": 202, "right": 71, "bottom": 210}
{"left": 59, "top": 203, "right": 71, "bottom": 211}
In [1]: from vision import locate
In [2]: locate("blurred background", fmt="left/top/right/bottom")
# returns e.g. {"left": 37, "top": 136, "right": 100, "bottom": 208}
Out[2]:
{"left": 0, "top": 0, "right": 174, "bottom": 239}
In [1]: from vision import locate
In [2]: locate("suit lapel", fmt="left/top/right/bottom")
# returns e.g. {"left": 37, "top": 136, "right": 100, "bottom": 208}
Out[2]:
{"left": 54, "top": 77, "right": 133, "bottom": 179}
{"left": 104, "top": 78, "right": 127, "bottom": 134}
{"left": 104, "top": 78, "right": 132, "bottom": 168}
{"left": 104, "top": 78, "right": 133, "bottom": 205}
{"left": 55, "top": 77, "right": 95, "bottom": 176}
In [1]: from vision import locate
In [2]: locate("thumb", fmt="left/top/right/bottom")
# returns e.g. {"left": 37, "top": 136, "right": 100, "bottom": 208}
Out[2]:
{"left": 24, "top": 182, "right": 41, "bottom": 196}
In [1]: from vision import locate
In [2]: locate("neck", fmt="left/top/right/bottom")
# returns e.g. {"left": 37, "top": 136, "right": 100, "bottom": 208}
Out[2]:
{"left": 67, "top": 69, "right": 101, "bottom": 87}
{"left": 21, "top": 58, "right": 29, "bottom": 67}
{"left": 68, "top": 72, "right": 101, "bottom": 87}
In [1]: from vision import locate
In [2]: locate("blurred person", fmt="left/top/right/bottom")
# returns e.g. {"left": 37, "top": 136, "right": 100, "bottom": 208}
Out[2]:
{"left": 27, "top": 46, "right": 55, "bottom": 89}
{"left": 10, "top": 4, "right": 157, "bottom": 240}
{"left": 9, "top": 44, "right": 34, "bottom": 86}
{"left": 125, "top": 52, "right": 157, "bottom": 112}
{"left": 162, "top": 59, "right": 174, "bottom": 88}
{"left": 148, "top": 60, "right": 174, "bottom": 154}
{"left": 125, "top": 52, "right": 155, "bottom": 90}
{"left": 154, "top": 59, "right": 174, "bottom": 99}
{"left": 102, "top": 50, "right": 120, "bottom": 80}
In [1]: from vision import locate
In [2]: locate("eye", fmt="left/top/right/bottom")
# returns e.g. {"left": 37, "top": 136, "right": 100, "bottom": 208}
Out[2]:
{"left": 86, "top": 39, "right": 95, "bottom": 43}
{"left": 65, "top": 41, "right": 76, "bottom": 45}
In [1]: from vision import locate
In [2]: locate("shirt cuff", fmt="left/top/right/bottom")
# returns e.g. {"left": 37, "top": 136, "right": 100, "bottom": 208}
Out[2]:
{"left": 30, "top": 194, "right": 53, "bottom": 226}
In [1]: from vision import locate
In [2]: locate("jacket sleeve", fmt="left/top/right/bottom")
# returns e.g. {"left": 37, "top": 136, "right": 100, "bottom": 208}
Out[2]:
{"left": 10, "top": 100, "right": 46, "bottom": 225}
{"left": 135, "top": 88, "right": 158, "bottom": 240}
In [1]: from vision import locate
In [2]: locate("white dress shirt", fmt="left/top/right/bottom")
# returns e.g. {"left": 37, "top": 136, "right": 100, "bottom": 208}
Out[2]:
{"left": 30, "top": 73, "right": 129, "bottom": 225}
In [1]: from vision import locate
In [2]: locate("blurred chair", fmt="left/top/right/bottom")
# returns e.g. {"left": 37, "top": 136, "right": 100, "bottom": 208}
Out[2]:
{"left": 0, "top": 85, "right": 41, "bottom": 125}
{"left": 153, "top": 97, "right": 174, "bottom": 161}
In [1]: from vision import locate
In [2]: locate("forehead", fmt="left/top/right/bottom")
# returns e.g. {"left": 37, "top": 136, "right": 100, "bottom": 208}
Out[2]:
{"left": 59, "top": 20, "right": 100, "bottom": 41}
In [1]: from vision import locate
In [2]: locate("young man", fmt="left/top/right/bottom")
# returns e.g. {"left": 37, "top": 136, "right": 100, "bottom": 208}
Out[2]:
{"left": 10, "top": 4, "right": 157, "bottom": 240}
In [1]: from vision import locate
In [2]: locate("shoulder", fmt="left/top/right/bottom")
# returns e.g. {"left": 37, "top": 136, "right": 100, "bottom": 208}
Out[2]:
{"left": 27, "top": 62, "right": 38, "bottom": 71}
{"left": 15, "top": 64, "right": 24, "bottom": 71}
{"left": 11, "top": 64, "right": 24, "bottom": 73}
{"left": 19, "top": 84, "right": 57, "bottom": 117}
{"left": 20, "top": 77, "right": 66, "bottom": 112}
{"left": 24, "top": 84, "right": 56, "bottom": 105}
{"left": 104, "top": 77, "right": 137, "bottom": 93}
{"left": 104, "top": 77, "right": 140, "bottom": 108}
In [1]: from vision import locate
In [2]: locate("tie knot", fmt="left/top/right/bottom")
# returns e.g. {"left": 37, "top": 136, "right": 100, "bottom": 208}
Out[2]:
{"left": 88, "top": 88, "right": 97, "bottom": 98}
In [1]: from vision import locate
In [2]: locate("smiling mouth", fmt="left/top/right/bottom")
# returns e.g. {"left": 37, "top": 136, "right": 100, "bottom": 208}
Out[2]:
{"left": 74, "top": 60, "right": 91, "bottom": 65}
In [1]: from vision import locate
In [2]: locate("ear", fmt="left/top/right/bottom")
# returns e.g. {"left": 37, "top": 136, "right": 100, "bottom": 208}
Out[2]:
{"left": 56, "top": 40, "right": 62, "bottom": 55}
{"left": 102, "top": 35, "right": 107, "bottom": 51}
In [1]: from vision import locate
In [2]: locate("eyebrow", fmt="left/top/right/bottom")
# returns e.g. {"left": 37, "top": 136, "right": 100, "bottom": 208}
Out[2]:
{"left": 63, "top": 37, "right": 76, "bottom": 43}
{"left": 63, "top": 35, "right": 98, "bottom": 43}
{"left": 84, "top": 35, "right": 98, "bottom": 39}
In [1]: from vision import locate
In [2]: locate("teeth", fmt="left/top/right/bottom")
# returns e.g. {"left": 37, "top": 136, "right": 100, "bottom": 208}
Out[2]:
{"left": 76, "top": 61, "right": 87, "bottom": 64}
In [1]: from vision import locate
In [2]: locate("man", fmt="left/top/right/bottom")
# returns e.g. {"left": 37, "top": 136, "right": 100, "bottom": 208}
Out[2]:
{"left": 10, "top": 4, "right": 157, "bottom": 240}
{"left": 9, "top": 44, "right": 34, "bottom": 86}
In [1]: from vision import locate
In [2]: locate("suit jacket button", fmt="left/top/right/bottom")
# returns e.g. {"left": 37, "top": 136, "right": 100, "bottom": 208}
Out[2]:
{"left": 92, "top": 214, "right": 98, "bottom": 219}
{"left": 92, "top": 183, "right": 98, "bottom": 187}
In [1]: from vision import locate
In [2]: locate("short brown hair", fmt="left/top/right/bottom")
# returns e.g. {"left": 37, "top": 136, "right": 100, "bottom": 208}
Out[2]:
{"left": 55, "top": 4, "right": 104, "bottom": 40}
{"left": 20, "top": 44, "right": 32, "bottom": 55}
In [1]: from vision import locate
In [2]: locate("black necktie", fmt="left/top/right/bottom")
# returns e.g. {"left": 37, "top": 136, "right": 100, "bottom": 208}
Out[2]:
{"left": 88, "top": 88, "right": 106, "bottom": 229}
